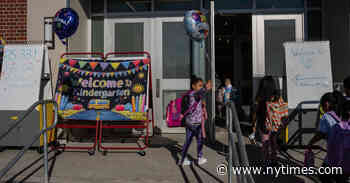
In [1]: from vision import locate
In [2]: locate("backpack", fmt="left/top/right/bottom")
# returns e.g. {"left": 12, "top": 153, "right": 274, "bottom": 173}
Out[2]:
{"left": 265, "top": 98, "right": 288, "bottom": 132}
{"left": 166, "top": 92, "right": 199, "bottom": 128}
{"left": 327, "top": 115, "right": 350, "bottom": 174}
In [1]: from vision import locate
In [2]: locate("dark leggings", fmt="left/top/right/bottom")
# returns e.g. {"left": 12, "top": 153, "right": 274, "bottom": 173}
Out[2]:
{"left": 261, "top": 131, "right": 278, "bottom": 162}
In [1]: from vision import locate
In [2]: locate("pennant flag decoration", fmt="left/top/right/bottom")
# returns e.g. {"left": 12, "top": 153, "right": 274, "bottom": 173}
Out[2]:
{"left": 121, "top": 62, "right": 130, "bottom": 69}
{"left": 100, "top": 62, "right": 109, "bottom": 71}
{"left": 60, "top": 58, "right": 68, "bottom": 64}
{"left": 110, "top": 72, "right": 114, "bottom": 77}
{"left": 69, "top": 59, "right": 78, "bottom": 67}
{"left": 143, "top": 58, "right": 150, "bottom": 64}
{"left": 132, "top": 68, "right": 136, "bottom": 74}
{"left": 89, "top": 72, "right": 93, "bottom": 76}
{"left": 106, "top": 73, "right": 110, "bottom": 78}
{"left": 89, "top": 62, "right": 98, "bottom": 70}
{"left": 111, "top": 63, "right": 120, "bottom": 70}
{"left": 143, "top": 65, "right": 148, "bottom": 70}
{"left": 133, "top": 60, "right": 141, "bottom": 67}
{"left": 139, "top": 66, "right": 143, "bottom": 71}
{"left": 78, "top": 61, "right": 88, "bottom": 68}
{"left": 102, "top": 73, "right": 106, "bottom": 77}
{"left": 127, "top": 70, "right": 132, "bottom": 75}
{"left": 93, "top": 72, "right": 97, "bottom": 77}
{"left": 135, "top": 67, "right": 139, "bottom": 72}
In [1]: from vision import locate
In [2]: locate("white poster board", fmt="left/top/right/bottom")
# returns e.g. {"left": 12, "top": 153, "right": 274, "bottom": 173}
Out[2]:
{"left": 284, "top": 41, "right": 333, "bottom": 108}
{"left": 0, "top": 44, "right": 45, "bottom": 110}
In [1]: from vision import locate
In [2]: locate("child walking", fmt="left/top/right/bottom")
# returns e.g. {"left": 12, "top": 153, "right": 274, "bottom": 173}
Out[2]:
{"left": 178, "top": 76, "right": 212, "bottom": 166}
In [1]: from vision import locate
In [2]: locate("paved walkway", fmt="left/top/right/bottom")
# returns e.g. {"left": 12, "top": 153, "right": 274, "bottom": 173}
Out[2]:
{"left": 0, "top": 129, "right": 324, "bottom": 183}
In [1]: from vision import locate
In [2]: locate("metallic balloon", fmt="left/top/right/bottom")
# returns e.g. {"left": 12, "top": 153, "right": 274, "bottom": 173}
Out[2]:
{"left": 53, "top": 8, "right": 79, "bottom": 45}
{"left": 184, "top": 10, "right": 209, "bottom": 41}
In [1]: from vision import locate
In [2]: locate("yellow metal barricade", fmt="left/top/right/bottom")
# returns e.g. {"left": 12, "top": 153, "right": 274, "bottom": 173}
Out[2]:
{"left": 39, "top": 103, "right": 56, "bottom": 146}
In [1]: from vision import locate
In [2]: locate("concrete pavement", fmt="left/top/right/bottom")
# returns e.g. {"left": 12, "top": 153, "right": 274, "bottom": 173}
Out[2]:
{"left": 0, "top": 128, "right": 324, "bottom": 183}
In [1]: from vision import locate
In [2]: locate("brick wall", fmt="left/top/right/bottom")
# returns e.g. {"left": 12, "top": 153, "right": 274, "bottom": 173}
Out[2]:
{"left": 0, "top": 0, "right": 27, "bottom": 43}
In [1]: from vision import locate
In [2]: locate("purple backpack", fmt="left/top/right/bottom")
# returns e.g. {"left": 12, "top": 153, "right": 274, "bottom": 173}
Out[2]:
{"left": 327, "top": 114, "right": 350, "bottom": 174}
{"left": 166, "top": 92, "right": 198, "bottom": 128}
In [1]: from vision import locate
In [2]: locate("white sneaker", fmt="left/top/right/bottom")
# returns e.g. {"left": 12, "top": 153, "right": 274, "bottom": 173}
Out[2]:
{"left": 179, "top": 158, "right": 191, "bottom": 166}
{"left": 198, "top": 157, "right": 208, "bottom": 165}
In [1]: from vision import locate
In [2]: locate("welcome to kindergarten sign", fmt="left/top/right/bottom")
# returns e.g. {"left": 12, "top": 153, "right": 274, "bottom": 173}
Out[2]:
{"left": 55, "top": 58, "right": 150, "bottom": 121}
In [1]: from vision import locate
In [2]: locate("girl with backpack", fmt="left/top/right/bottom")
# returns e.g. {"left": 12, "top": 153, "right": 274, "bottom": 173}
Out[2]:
{"left": 307, "top": 92, "right": 346, "bottom": 183}
{"left": 251, "top": 76, "right": 287, "bottom": 164}
{"left": 178, "top": 76, "right": 212, "bottom": 166}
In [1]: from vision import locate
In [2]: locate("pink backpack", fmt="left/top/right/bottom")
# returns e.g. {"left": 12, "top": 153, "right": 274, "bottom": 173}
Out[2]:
{"left": 166, "top": 92, "right": 199, "bottom": 128}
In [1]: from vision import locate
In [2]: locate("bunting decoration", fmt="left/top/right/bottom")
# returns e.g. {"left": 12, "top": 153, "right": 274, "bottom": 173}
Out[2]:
{"left": 89, "top": 62, "right": 98, "bottom": 70}
{"left": 78, "top": 61, "right": 88, "bottom": 68}
{"left": 100, "top": 62, "right": 109, "bottom": 71}
{"left": 69, "top": 59, "right": 78, "bottom": 67}
{"left": 60, "top": 58, "right": 68, "bottom": 64}
{"left": 111, "top": 63, "right": 120, "bottom": 70}
{"left": 133, "top": 60, "right": 141, "bottom": 67}
{"left": 121, "top": 62, "right": 130, "bottom": 69}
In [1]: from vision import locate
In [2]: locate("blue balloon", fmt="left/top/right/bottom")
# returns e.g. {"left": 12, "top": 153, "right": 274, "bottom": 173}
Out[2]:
{"left": 53, "top": 8, "right": 79, "bottom": 44}
{"left": 184, "top": 10, "right": 209, "bottom": 41}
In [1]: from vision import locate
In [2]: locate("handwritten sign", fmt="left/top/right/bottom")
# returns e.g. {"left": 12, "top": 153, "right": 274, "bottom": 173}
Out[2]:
{"left": 284, "top": 41, "right": 333, "bottom": 108}
{"left": 0, "top": 44, "right": 44, "bottom": 110}
{"left": 55, "top": 58, "right": 150, "bottom": 121}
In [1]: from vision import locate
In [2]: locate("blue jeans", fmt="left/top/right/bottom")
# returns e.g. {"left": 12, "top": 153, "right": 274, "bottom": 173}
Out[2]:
{"left": 180, "top": 124, "right": 203, "bottom": 163}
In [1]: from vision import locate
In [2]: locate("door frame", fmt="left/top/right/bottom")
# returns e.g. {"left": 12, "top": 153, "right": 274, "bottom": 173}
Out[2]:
{"left": 153, "top": 17, "right": 189, "bottom": 133}
{"left": 252, "top": 14, "right": 304, "bottom": 77}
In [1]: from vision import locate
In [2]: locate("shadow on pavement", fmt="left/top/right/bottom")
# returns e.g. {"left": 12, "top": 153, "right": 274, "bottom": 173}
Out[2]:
{"left": 4, "top": 149, "right": 62, "bottom": 183}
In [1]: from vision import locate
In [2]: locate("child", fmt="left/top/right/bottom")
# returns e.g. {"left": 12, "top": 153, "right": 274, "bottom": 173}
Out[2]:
{"left": 224, "top": 78, "right": 233, "bottom": 103}
{"left": 308, "top": 92, "right": 346, "bottom": 183}
{"left": 251, "top": 76, "right": 286, "bottom": 163}
{"left": 178, "top": 76, "right": 212, "bottom": 166}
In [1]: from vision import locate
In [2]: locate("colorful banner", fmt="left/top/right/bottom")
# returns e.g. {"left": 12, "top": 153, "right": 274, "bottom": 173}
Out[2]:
{"left": 55, "top": 59, "right": 149, "bottom": 121}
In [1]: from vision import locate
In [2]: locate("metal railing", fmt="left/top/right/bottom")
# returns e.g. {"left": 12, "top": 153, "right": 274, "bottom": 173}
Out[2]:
{"left": 0, "top": 100, "right": 58, "bottom": 183}
{"left": 226, "top": 102, "right": 255, "bottom": 183}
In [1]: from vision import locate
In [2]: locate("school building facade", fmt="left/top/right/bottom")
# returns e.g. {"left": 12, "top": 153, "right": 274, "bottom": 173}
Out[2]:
{"left": 0, "top": 0, "right": 349, "bottom": 135}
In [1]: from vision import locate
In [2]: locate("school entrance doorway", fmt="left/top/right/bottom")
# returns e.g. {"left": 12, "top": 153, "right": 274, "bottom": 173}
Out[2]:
{"left": 215, "top": 14, "right": 253, "bottom": 121}
{"left": 214, "top": 14, "right": 303, "bottom": 121}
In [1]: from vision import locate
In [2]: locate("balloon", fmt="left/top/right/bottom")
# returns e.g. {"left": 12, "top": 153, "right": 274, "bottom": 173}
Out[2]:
{"left": 184, "top": 10, "right": 209, "bottom": 41}
{"left": 53, "top": 8, "right": 79, "bottom": 45}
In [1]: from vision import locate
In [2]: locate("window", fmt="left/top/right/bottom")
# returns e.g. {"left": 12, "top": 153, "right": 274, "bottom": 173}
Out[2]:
{"left": 264, "top": 20, "right": 296, "bottom": 76}
{"left": 115, "top": 23, "right": 144, "bottom": 52}
{"left": 162, "top": 22, "right": 190, "bottom": 79}
{"left": 92, "top": 16, "right": 104, "bottom": 53}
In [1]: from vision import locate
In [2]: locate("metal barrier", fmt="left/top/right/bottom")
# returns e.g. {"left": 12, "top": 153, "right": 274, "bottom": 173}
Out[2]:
{"left": 226, "top": 102, "right": 255, "bottom": 183}
{"left": 0, "top": 100, "right": 58, "bottom": 183}
{"left": 277, "top": 100, "right": 324, "bottom": 150}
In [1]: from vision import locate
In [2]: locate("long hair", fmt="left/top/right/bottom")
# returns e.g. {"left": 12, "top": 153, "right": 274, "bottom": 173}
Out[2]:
{"left": 255, "top": 76, "right": 278, "bottom": 102}
{"left": 255, "top": 76, "right": 279, "bottom": 124}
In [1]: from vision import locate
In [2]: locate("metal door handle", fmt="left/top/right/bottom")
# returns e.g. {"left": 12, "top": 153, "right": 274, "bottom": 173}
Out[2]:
{"left": 156, "top": 79, "right": 160, "bottom": 98}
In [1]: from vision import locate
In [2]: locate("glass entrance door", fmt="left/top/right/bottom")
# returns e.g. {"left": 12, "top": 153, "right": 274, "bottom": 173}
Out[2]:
{"left": 104, "top": 17, "right": 190, "bottom": 133}
{"left": 154, "top": 17, "right": 191, "bottom": 133}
